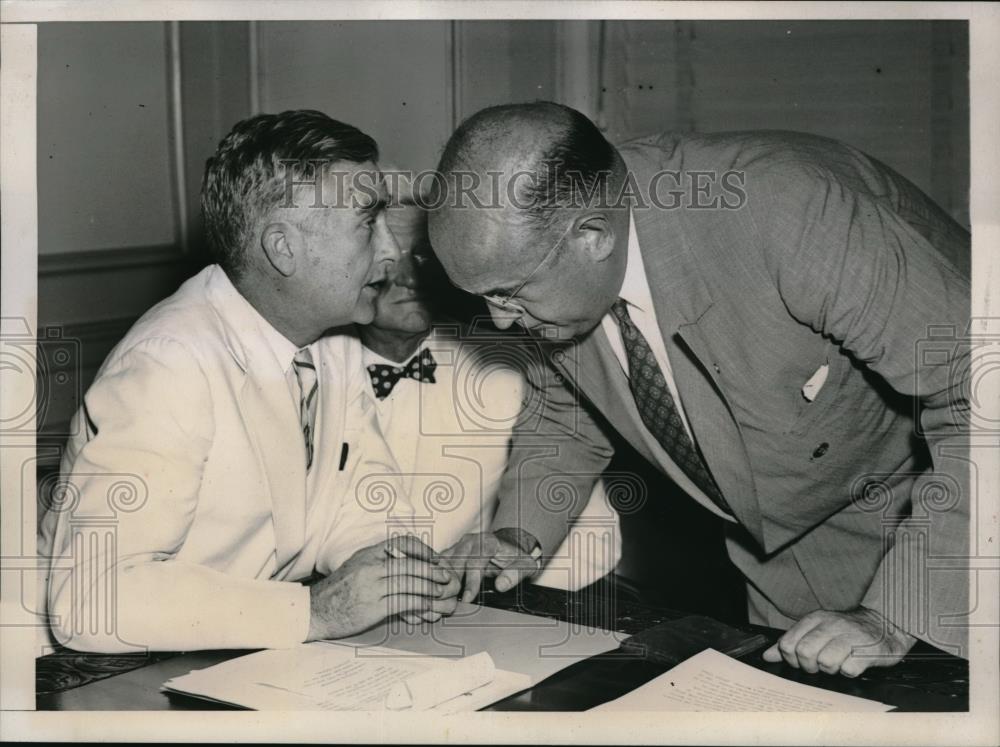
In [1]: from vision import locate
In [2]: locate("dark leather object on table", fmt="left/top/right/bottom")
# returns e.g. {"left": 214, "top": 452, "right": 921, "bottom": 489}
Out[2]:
{"left": 619, "top": 614, "right": 768, "bottom": 667}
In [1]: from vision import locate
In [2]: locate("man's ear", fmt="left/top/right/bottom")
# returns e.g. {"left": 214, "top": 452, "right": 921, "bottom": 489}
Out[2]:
{"left": 260, "top": 221, "right": 297, "bottom": 277}
{"left": 572, "top": 212, "right": 616, "bottom": 263}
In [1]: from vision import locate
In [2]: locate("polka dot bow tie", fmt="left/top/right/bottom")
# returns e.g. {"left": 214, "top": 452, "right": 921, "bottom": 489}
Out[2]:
{"left": 367, "top": 348, "right": 438, "bottom": 399}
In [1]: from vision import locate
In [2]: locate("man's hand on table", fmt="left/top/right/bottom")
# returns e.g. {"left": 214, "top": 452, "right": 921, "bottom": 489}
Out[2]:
{"left": 439, "top": 529, "right": 542, "bottom": 603}
{"left": 762, "top": 606, "right": 917, "bottom": 677}
{"left": 306, "top": 535, "right": 461, "bottom": 641}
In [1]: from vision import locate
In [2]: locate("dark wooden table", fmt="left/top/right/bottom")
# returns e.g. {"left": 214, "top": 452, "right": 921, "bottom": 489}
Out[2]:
{"left": 36, "top": 580, "right": 967, "bottom": 712}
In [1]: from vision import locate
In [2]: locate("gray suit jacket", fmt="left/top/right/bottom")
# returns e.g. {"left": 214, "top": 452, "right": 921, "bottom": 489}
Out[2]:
{"left": 492, "top": 130, "right": 970, "bottom": 655}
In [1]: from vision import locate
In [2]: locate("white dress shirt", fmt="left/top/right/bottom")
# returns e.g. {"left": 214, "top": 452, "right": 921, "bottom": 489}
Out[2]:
{"left": 255, "top": 310, "right": 323, "bottom": 494}
{"left": 342, "top": 328, "right": 621, "bottom": 591}
{"left": 600, "top": 210, "right": 695, "bottom": 440}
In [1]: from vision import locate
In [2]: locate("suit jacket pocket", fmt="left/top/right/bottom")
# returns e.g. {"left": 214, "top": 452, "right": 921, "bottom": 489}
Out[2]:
{"left": 786, "top": 351, "right": 848, "bottom": 436}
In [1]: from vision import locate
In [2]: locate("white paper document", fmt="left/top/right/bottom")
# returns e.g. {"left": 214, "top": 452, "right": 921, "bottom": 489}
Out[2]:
{"left": 593, "top": 648, "right": 893, "bottom": 712}
{"left": 163, "top": 602, "right": 623, "bottom": 711}
{"left": 338, "top": 601, "right": 625, "bottom": 685}
{"left": 162, "top": 642, "right": 531, "bottom": 712}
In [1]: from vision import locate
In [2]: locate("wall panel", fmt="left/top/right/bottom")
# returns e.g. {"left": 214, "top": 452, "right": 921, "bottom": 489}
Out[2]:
{"left": 36, "top": 22, "right": 252, "bottom": 442}
{"left": 458, "top": 21, "right": 559, "bottom": 122}
{"left": 180, "top": 22, "right": 253, "bottom": 253}
{"left": 258, "top": 21, "right": 452, "bottom": 173}
{"left": 687, "top": 21, "right": 935, "bottom": 199}
{"left": 599, "top": 20, "right": 969, "bottom": 226}
{"left": 37, "top": 23, "right": 177, "bottom": 254}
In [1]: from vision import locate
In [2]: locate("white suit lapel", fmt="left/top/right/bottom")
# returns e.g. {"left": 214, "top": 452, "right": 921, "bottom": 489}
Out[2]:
{"left": 205, "top": 268, "right": 308, "bottom": 574}
{"left": 308, "top": 333, "right": 356, "bottom": 517}
{"left": 238, "top": 369, "right": 308, "bottom": 572}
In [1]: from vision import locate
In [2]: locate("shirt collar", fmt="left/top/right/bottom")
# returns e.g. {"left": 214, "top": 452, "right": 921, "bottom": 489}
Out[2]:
{"left": 207, "top": 266, "right": 302, "bottom": 374}
{"left": 361, "top": 331, "right": 433, "bottom": 369}
{"left": 616, "top": 208, "right": 653, "bottom": 314}
{"left": 250, "top": 302, "right": 300, "bottom": 374}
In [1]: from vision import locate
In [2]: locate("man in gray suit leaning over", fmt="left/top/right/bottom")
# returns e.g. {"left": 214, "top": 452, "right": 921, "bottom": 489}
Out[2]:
{"left": 429, "top": 102, "right": 970, "bottom": 677}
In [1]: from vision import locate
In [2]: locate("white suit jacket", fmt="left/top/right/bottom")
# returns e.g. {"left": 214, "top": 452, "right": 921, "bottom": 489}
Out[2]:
{"left": 41, "top": 265, "right": 399, "bottom": 653}
{"left": 322, "top": 327, "right": 621, "bottom": 591}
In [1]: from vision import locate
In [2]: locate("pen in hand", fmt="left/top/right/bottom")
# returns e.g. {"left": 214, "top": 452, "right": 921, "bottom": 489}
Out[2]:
{"left": 385, "top": 545, "right": 407, "bottom": 560}
{"left": 384, "top": 542, "right": 441, "bottom": 565}
{"left": 384, "top": 540, "right": 457, "bottom": 621}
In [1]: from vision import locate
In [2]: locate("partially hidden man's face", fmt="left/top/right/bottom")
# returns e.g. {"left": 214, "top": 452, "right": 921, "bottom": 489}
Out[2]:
{"left": 285, "top": 160, "right": 400, "bottom": 327}
{"left": 367, "top": 204, "right": 439, "bottom": 336}
{"left": 427, "top": 205, "right": 620, "bottom": 341}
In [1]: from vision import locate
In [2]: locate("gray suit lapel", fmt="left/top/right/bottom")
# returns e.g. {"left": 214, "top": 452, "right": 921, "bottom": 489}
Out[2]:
{"left": 565, "top": 327, "right": 654, "bottom": 462}
{"left": 625, "top": 159, "right": 764, "bottom": 544}
{"left": 557, "top": 324, "right": 746, "bottom": 526}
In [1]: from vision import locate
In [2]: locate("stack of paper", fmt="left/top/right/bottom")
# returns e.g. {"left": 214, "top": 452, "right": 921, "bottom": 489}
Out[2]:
{"left": 163, "top": 601, "right": 624, "bottom": 711}
{"left": 337, "top": 601, "right": 625, "bottom": 684}
{"left": 163, "top": 643, "right": 531, "bottom": 712}
{"left": 593, "top": 648, "right": 893, "bottom": 712}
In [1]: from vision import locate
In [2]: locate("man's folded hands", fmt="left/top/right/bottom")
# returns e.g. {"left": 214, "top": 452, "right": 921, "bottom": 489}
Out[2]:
{"left": 306, "top": 535, "right": 461, "bottom": 640}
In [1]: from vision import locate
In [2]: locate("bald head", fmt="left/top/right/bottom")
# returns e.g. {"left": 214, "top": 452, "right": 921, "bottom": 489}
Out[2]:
{"left": 427, "top": 103, "right": 631, "bottom": 340}
{"left": 439, "top": 102, "right": 570, "bottom": 176}
{"left": 429, "top": 103, "right": 623, "bottom": 282}
{"left": 436, "top": 102, "right": 621, "bottom": 231}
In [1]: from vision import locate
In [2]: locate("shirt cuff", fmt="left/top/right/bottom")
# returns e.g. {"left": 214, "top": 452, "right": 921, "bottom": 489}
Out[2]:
{"left": 272, "top": 580, "right": 312, "bottom": 646}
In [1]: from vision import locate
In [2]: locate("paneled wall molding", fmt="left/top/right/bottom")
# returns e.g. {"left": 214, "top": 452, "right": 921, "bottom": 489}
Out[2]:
{"left": 248, "top": 20, "right": 262, "bottom": 114}
{"left": 39, "top": 313, "right": 138, "bottom": 346}
{"left": 930, "top": 22, "right": 970, "bottom": 227}
{"left": 449, "top": 20, "right": 462, "bottom": 129}
{"left": 36, "top": 313, "right": 140, "bottom": 439}
{"left": 38, "top": 244, "right": 185, "bottom": 277}
{"left": 167, "top": 21, "right": 190, "bottom": 254}
{"left": 555, "top": 20, "right": 603, "bottom": 124}
{"left": 597, "top": 20, "right": 967, "bottom": 221}
{"left": 674, "top": 20, "right": 696, "bottom": 133}
{"left": 37, "top": 22, "right": 179, "bottom": 255}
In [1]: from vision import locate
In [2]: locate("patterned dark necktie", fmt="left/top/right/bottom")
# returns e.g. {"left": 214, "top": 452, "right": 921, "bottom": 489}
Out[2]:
{"left": 610, "top": 299, "right": 731, "bottom": 514}
{"left": 292, "top": 347, "right": 319, "bottom": 471}
{"left": 367, "top": 348, "right": 437, "bottom": 400}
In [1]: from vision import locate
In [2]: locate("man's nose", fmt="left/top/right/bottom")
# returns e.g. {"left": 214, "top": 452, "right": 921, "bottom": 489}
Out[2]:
{"left": 488, "top": 304, "right": 521, "bottom": 330}
{"left": 390, "top": 250, "right": 419, "bottom": 289}
{"left": 375, "top": 221, "right": 402, "bottom": 266}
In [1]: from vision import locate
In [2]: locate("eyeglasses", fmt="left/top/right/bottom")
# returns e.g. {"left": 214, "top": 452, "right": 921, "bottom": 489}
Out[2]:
{"left": 482, "top": 222, "right": 572, "bottom": 316}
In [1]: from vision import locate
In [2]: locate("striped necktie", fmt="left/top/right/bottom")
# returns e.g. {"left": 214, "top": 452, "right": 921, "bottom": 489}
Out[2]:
{"left": 292, "top": 347, "right": 318, "bottom": 471}
{"left": 610, "top": 299, "right": 731, "bottom": 514}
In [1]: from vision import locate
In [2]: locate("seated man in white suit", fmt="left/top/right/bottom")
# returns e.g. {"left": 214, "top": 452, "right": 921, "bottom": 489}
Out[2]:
{"left": 323, "top": 198, "right": 620, "bottom": 615}
{"left": 41, "top": 110, "right": 459, "bottom": 653}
